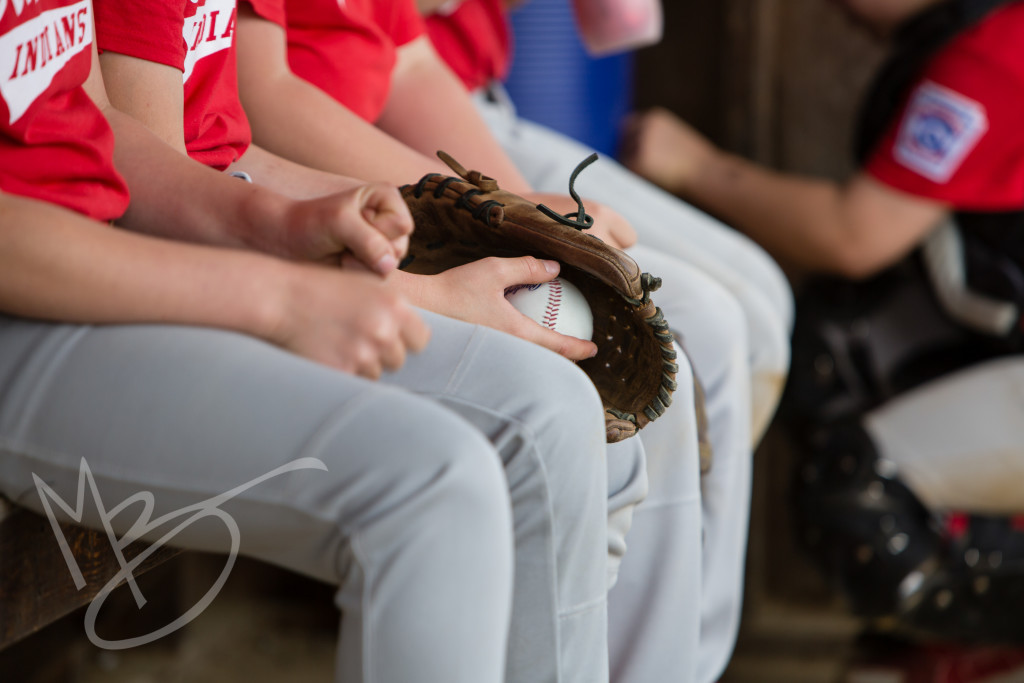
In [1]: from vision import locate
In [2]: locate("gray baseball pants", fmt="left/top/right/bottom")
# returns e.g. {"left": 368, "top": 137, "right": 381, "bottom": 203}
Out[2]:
{"left": 474, "top": 87, "right": 794, "bottom": 683}
{"left": 0, "top": 309, "right": 646, "bottom": 683}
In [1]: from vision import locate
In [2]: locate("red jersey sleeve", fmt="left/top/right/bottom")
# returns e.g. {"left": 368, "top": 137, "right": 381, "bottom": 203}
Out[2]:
{"left": 376, "top": 0, "right": 425, "bottom": 48}
{"left": 94, "top": 0, "right": 188, "bottom": 72}
{"left": 239, "top": 0, "right": 285, "bottom": 27}
{"left": 0, "top": 0, "right": 130, "bottom": 221}
{"left": 427, "top": 0, "right": 511, "bottom": 91}
{"left": 282, "top": 0, "right": 424, "bottom": 122}
{"left": 864, "top": 5, "right": 1024, "bottom": 211}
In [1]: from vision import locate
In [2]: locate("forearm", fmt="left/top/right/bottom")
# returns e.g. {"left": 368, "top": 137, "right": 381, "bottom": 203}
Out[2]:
{"left": 386, "top": 270, "right": 446, "bottom": 312}
{"left": 240, "top": 72, "right": 445, "bottom": 185}
{"left": 688, "top": 153, "right": 948, "bottom": 278}
{"left": 379, "top": 39, "right": 532, "bottom": 193}
{"left": 228, "top": 144, "right": 366, "bottom": 200}
{"left": 688, "top": 152, "right": 854, "bottom": 272}
{"left": 0, "top": 193, "right": 283, "bottom": 336}
{"left": 103, "top": 106, "right": 294, "bottom": 256}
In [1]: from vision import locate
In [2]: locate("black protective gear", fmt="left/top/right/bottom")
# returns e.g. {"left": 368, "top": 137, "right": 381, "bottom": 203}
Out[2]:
{"left": 793, "top": 420, "right": 943, "bottom": 617}
{"left": 898, "top": 515, "right": 1024, "bottom": 643}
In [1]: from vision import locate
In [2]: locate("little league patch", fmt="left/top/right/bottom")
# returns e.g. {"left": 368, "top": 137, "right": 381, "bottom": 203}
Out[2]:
{"left": 894, "top": 80, "right": 988, "bottom": 183}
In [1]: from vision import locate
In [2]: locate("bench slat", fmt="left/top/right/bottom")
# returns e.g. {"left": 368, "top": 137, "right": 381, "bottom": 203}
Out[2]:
{"left": 0, "top": 505, "right": 179, "bottom": 650}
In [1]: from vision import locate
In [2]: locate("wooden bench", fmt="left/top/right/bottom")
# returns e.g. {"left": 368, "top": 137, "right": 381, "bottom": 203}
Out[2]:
{"left": 0, "top": 497, "right": 179, "bottom": 650}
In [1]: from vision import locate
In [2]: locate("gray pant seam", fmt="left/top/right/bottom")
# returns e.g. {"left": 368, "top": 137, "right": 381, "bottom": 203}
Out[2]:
{"left": 559, "top": 593, "right": 607, "bottom": 620}
{"left": 349, "top": 529, "right": 374, "bottom": 683}
{"left": 6, "top": 325, "right": 91, "bottom": 437}
{"left": 635, "top": 494, "right": 703, "bottom": 511}
{"left": 414, "top": 392, "right": 585, "bottom": 652}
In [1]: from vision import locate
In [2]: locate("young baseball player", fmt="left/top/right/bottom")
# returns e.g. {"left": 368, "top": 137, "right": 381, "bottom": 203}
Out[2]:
{"left": 422, "top": 2, "right": 799, "bottom": 680}
{"left": 626, "top": 0, "right": 1024, "bottom": 636}
{"left": 88, "top": 2, "right": 655, "bottom": 681}
{"left": 0, "top": 2, "right": 648, "bottom": 682}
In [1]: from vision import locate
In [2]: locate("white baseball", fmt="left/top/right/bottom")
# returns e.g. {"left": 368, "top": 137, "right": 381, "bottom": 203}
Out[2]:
{"left": 505, "top": 277, "right": 594, "bottom": 340}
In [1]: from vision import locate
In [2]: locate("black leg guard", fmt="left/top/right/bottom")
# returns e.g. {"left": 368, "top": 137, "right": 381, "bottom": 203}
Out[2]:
{"left": 793, "top": 420, "right": 944, "bottom": 617}
{"left": 900, "top": 515, "right": 1024, "bottom": 642}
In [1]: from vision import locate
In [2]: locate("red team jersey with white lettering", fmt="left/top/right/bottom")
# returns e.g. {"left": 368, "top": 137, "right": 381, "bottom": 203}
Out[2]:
{"left": 243, "top": 0, "right": 424, "bottom": 122}
{"left": 94, "top": 0, "right": 250, "bottom": 170}
{"left": 425, "top": 0, "right": 510, "bottom": 92}
{"left": 0, "top": 0, "right": 129, "bottom": 220}
{"left": 865, "top": 2, "right": 1024, "bottom": 211}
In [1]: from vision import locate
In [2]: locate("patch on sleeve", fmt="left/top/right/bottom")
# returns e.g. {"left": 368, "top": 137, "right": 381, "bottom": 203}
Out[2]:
{"left": 892, "top": 81, "right": 988, "bottom": 183}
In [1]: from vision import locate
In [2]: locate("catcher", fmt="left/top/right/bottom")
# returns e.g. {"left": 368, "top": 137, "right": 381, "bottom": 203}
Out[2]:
{"left": 625, "top": 0, "right": 1024, "bottom": 642}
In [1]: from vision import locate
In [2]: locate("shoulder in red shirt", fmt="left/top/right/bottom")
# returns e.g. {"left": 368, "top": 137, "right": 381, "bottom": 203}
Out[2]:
{"left": 254, "top": 0, "right": 425, "bottom": 122}
{"left": 0, "top": 0, "right": 129, "bottom": 220}
{"left": 426, "top": 0, "right": 510, "bottom": 92}
{"left": 865, "top": 1, "right": 1024, "bottom": 211}
{"left": 94, "top": 0, "right": 251, "bottom": 170}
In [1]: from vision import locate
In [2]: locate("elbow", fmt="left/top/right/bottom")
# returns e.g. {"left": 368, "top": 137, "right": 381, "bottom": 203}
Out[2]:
{"left": 818, "top": 205, "right": 894, "bottom": 280}
{"left": 828, "top": 241, "right": 889, "bottom": 281}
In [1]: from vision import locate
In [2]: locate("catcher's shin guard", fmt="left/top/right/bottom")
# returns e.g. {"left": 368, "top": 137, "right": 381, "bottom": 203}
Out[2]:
{"left": 794, "top": 420, "right": 943, "bottom": 617}
{"left": 899, "top": 515, "right": 1024, "bottom": 642}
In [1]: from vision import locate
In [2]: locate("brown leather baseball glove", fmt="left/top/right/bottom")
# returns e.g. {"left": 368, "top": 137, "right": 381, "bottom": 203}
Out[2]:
{"left": 400, "top": 151, "right": 679, "bottom": 443}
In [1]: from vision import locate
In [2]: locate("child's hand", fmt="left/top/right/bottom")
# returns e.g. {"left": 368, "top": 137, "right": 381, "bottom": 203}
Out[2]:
{"left": 621, "top": 107, "right": 716, "bottom": 196}
{"left": 284, "top": 182, "right": 414, "bottom": 275}
{"left": 397, "top": 256, "right": 598, "bottom": 362}
{"left": 523, "top": 192, "right": 638, "bottom": 250}
{"left": 266, "top": 263, "right": 430, "bottom": 379}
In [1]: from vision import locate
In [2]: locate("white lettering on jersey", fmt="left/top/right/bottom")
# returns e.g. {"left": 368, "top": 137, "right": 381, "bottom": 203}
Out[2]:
{"left": 893, "top": 81, "right": 988, "bottom": 183}
{"left": 182, "top": 0, "right": 236, "bottom": 83}
{"left": 0, "top": 0, "right": 91, "bottom": 124}
{"left": 3, "top": 1, "right": 47, "bottom": 20}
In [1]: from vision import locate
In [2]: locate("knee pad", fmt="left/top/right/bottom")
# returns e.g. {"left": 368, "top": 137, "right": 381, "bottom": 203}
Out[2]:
{"left": 783, "top": 265, "right": 987, "bottom": 426}
{"left": 793, "top": 420, "right": 943, "bottom": 617}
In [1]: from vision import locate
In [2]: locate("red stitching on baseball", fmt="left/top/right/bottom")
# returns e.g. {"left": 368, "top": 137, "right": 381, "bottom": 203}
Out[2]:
{"left": 543, "top": 280, "right": 563, "bottom": 330}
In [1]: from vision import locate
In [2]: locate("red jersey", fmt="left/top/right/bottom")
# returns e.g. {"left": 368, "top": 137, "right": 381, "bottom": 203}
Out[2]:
{"left": 243, "top": 0, "right": 425, "bottom": 123}
{"left": 0, "top": 0, "right": 129, "bottom": 220}
{"left": 865, "top": 2, "right": 1024, "bottom": 211}
{"left": 94, "top": 0, "right": 250, "bottom": 170}
{"left": 425, "top": 0, "right": 510, "bottom": 92}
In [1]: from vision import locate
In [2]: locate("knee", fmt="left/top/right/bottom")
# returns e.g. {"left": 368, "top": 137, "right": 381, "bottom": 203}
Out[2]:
{"left": 670, "top": 276, "right": 749, "bottom": 391}
{"left": 315, "top": 396, "right": 514, "bottom": 551}
{"left": 747, "top": 289, "right": 792, "bottom": 379}
{"left": 429, "top": 422, "right": 515, "bottom": 531}
{"left": 486, "top": 334, "right": 609, "bottom": 516}
{"left": 494, "top": 332, "right": 607, "bottom": 451}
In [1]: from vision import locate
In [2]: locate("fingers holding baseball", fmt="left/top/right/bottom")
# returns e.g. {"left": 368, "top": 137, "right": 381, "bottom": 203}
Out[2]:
{"left": 510, "top": 316, "right": 597, "bottom": 362}
{"left": 432, "top": 256, "right": 598, "bottom": 361}
{"left": 286, "top": 182, "right": 414, "bottom": 276}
